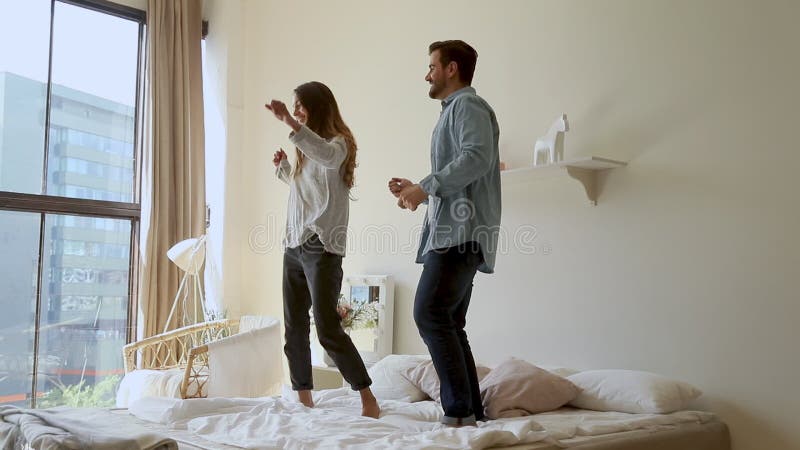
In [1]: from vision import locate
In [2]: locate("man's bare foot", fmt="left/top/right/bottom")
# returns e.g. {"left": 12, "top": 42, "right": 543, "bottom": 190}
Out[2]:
{"left": 298, "top": 389, "right": 314, "bottom": 408}
{"left": 359, "top": 387, "right": 380, "bottom": 418}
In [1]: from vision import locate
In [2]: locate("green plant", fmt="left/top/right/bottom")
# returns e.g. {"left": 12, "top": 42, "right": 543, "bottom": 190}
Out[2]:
{"left": 38, "top": 375, "right": 121, "bottom": 408}
{"left": 336, "top": 294, "right": 378, "bottom": 330}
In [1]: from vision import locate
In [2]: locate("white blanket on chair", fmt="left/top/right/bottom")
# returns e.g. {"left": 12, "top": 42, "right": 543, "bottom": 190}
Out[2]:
{"left": 206, "top": 318, "right": 283, "bottom": 398}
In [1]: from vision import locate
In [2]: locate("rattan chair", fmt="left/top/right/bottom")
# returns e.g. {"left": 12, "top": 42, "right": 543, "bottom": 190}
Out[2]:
{"left": 122, "top": 319, "right": 239, "bottom": 399}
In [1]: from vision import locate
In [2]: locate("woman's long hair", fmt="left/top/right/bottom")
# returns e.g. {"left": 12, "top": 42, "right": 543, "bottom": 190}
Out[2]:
{"left": 293, "top": 82, "right": 357, "bottom": 189}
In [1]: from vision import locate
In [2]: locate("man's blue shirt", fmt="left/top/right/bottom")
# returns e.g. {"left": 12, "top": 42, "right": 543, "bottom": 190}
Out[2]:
{"left": 418, "top": 86, "right": 501, "bottom": 273}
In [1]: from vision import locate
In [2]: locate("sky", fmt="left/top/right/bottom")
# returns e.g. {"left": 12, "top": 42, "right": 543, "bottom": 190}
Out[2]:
{"left": 0, "top": 0, "right": 140, "bottom": 107}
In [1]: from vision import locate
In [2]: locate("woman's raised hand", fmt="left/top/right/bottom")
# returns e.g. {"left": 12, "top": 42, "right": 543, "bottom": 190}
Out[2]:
{"left": 265, "top": 100, "right": 292, "bottom": 123}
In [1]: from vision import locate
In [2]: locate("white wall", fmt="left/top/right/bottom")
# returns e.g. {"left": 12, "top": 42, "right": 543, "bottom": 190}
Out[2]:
{"left": 201, "top": 0, "right": 246, "bottom": 318}
{"left": 210, "top": 1, "right": 800, "bottom": 449}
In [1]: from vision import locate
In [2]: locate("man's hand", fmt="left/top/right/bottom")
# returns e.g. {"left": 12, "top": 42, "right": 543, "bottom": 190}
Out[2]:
{"left": 388, "top": 178, "right": 413, "bottom": 198}
{"left": 398, "top": 184, "right": 427, "bottom": 211}
{"left": 273, "top": 148, "right": 287, "bottom": 167}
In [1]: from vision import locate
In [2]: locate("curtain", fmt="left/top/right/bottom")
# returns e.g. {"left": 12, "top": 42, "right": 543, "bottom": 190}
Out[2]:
{"left": 138, "top": 0, "right": 205, "bottom": 339}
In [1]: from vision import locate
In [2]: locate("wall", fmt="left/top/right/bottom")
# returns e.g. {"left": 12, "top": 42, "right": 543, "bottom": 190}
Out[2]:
{"left": 201, "top": 0, "right": 246, "bottom": 318}
{"left": 113, "top": 0, "right": 248, "bottom": 317}
{"left": 213, "top": 1, "right": 799, "bottom": 449}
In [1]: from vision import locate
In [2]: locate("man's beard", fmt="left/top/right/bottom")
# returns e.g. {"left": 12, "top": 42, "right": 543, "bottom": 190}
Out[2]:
{"left": 428, "top": 82, "right": 442, "bottom": 99}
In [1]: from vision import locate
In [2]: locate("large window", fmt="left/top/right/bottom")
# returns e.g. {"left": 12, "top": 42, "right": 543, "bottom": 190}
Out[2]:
{"left": 0, "top": 0, "right": 145, "bottom": 408}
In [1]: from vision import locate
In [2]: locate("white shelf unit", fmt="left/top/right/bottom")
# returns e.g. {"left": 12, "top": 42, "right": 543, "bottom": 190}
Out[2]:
{"left": 501, "top": 156, "right": 626, "bottom": 205}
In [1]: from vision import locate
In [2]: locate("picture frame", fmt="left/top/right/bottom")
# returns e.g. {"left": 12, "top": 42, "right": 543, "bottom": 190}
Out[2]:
{"left": 341, "top": 275, "right": 394, "bottom": 367}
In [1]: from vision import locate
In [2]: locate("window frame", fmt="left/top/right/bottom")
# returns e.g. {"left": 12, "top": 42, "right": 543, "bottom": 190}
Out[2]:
{"left": 0, "top": 0, "right": 146, "bottom": 407}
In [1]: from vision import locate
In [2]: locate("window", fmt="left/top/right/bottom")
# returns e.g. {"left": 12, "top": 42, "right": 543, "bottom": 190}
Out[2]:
{"left": 0, "top": 0, "right": 145, "bottom": 408}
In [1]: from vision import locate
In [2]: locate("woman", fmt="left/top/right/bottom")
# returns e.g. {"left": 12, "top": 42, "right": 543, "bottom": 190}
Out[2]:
{"left": 265, "top": 81, "right": 379, "bottom": 418}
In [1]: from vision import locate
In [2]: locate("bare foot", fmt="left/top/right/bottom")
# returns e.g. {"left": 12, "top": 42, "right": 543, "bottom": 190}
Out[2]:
{"left": 359, "top": 387, "right": 380, "bottom": 419}
{"left": 362, "top": 398, "right": 380, "bottom": 418}
{"left": 298, "top": 389, "right": 314, "bottom": 408}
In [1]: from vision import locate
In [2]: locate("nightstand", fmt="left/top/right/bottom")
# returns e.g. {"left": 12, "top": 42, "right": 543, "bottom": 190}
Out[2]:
{"left": 312, "top": 365, "right": 344, "bottom": 390}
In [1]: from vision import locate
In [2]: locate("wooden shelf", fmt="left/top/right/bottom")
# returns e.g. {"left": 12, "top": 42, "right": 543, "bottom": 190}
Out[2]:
{"left": 501, "top": 156, "right": 626, "bottom": 205}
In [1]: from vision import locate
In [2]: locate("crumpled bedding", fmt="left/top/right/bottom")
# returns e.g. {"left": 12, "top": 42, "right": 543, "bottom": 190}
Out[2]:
{"left": 0, "top": 405, "right": 177, "bottom": 450}
{"left": 127, "top": 388, "right": 716, "bottom": 450}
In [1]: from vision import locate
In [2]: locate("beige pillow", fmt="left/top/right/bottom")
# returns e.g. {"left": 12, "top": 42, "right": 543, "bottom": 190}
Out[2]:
{"left": 402, "top": 359, "right": 491, "bottom": 402}
{"left": 479, "top": 358, "right": 580, "bottom": 419}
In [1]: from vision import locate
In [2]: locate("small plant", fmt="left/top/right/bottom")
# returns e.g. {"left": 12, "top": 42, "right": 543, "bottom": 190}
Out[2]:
{"left": 38, "top": 375, "right": 121, "bottom": 408}
{"left": 336, "top": 294, "right": 378, "bottom": 330}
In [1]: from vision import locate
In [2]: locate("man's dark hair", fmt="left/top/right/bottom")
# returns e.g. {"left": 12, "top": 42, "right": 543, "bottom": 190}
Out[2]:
{"left": 429, "top": 40, "right": 478, "bottom": 85}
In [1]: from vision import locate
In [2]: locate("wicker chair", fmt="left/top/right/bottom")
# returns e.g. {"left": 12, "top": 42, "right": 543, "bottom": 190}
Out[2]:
{"left": 122, "top": 319, "right": 239, "bottom": 399}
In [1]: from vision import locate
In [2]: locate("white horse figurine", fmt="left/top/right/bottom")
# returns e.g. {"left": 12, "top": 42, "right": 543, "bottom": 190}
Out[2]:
{"left": 533, "top": 114, "right": 569, "bottom": 166}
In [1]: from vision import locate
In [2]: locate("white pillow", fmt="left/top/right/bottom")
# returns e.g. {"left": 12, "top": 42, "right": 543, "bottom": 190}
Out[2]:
{"left": 367, "top": 354, "right": 430, "bottom": 402}
{"left": 116, "top": 368, "right": 196, "bottom": 407}
{"left": 567, "top": 369, "right": 702, "bottom": 414}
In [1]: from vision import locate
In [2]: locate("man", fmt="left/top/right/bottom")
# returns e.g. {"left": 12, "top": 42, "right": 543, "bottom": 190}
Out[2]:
{"left": 389, "top": 40, "right": 501, "bottom": 426}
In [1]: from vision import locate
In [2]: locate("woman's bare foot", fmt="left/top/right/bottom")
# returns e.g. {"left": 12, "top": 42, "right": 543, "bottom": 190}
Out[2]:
{"left": 359, "top": 387, "right": 380, "bottom": 418}
{"left": 298, "top": 389, "right": 314, "bottom": 408}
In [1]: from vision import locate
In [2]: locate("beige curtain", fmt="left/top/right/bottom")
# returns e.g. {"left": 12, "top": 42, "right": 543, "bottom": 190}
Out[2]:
{"left": 139, "top": 0, "right": 205, "bottom": 339}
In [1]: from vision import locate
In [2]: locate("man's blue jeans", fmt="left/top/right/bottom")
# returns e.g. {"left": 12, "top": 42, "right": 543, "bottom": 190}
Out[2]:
{"left": 414, "top": 241, "right": 485, "bottom": 422}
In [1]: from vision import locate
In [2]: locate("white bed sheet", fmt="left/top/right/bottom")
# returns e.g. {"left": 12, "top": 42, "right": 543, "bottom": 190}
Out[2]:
{"left": 125, "top": 387, "right": 718, "bottom": 450}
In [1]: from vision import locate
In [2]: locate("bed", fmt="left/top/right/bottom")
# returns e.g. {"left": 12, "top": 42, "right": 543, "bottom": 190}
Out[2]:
{"left": 0, "top": 355, "right": 730, "bottom": 450}
{"left": 0, "top": 387, "right": 730, "bottom": 450}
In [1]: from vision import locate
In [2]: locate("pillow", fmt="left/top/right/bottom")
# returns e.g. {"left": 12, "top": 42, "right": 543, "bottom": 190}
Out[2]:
{"left": 116, "top": 368, "right": 200, "bottom": 407}
{"left": 567, "top": 369, "right": 702, "bottom": 414}
{"left": 367, "top": 354, "right": 430, "bottom": 402}
{"left": 402, "top": 359, "right": 491, "bottom": 402}
{"left": 479, "top": 358, "right": 580, "bottom": 419}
